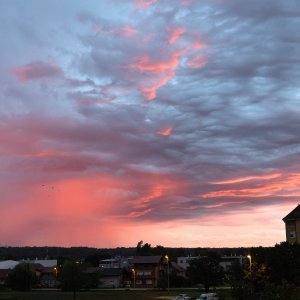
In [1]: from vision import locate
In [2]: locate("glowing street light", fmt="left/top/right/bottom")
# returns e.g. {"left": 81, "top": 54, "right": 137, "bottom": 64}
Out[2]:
{"left": 131, "top": 268, "right": 136, "bottom": 288}
{"left": 53, "top": 267, "right": 58, "bottom": 287}
{"left": 165, "top": 255, "right": 170, "bottom": 291}
{"left": 247, "top": 255, "right": 252, "bottom": 273}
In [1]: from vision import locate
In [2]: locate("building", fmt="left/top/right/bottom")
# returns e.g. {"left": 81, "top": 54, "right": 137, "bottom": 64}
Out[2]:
{"left": 131, "top": 256, "right": 165, "bottom": 288}
{"left": 283, "top": 204, "right": 300, "bottom": 244}
{"left": 177, "top": 256, "right": 198, "bottom": 270}
{"left": 219, "top": 255, "right": 244, "bottom": 271}
{"left": 99, "top": 268, "right": 124, "bottom": 288}
{"left": 99, "top": 257, "right": 129, "bottom": 269}
{"left": 177, "top": 255, "right": 244, "bottom": 273}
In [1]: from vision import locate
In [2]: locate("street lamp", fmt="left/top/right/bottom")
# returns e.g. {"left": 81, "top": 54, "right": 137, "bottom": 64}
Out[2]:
{"left": 165, "top": 255, "right": 170, "bottom": 291}
{"left": 54, "top": 267, "right": 58, "bottom": 287}
{"left": 247, "top": 255, "right": 252, "bottom": 273}
{"left": 131, "top": 268, "right": 135, "bottom": 288}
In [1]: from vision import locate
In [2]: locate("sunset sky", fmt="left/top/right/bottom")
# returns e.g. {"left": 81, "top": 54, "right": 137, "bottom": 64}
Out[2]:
{"left": 1, "top": 0, "right": 300, "bottom": 248}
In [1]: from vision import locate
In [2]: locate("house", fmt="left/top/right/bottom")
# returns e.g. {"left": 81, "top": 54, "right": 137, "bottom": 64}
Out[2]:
{"left": 83, "top": 267, "right": 124, "bottom": 288}
{"left": 177, "top": 255, "right": 244, "bottom": 273}
{"left": 99, "top": 268, "right": 123, "bottom": 288}
{"left": 170, "top": 261, "right": 186, "bottom": 277}
{"left": 99, "top": 257, "right": 130, "bottom": 269}
{"left": 177, "top": 256, "right": 198, "bottom": 270}
{"left": 22, "top": 259, "right": 57, "bottom": 268}
{"left": 0, "top": 269, "right": 9, "bottom": 285}
{"left": 283, "top": 204, "right": 300, "bottom": 244}
{"left": 39, "top": 267, "right": 57, "bottom": 288}
{"left": 219, "top": 255, "right": 245, "bottom": 271}
{"left": 131, "top": 256, "right": 165, "bottom": 288}
{"left": 0, "top": 260, "right": 20, "bottom": 286}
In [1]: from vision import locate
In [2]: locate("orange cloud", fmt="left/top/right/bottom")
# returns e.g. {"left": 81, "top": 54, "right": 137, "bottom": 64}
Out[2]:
{"left": 168, "top": 27, "right": 186, "bottom": 44}
{"left": 135, "top": 0, "right": 158, "bottom": 9}
{"left": 186, "top": 54, "right": 208, "bottom": 68}
{"left": 202, "top": 172, "right": 300, "bottom": 198}
{"left": 157, "top": 127, "right": 173, "bottom": 136}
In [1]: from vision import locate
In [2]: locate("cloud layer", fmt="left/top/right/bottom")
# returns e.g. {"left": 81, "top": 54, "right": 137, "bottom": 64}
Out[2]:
{"left": 1, "top": 0, "right": 300, "bottom": 247}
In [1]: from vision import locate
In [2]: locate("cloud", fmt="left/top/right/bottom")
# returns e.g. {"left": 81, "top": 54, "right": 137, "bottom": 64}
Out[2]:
{"left": 135, "top": 0, "right": 159, "bottom": 9}
{"left": 11, "top": 61, "right": 63, "bottom": 82}
{"left": 168, "top": 27, "right": 186, "bottom": 44}
{"left": 157, "top": 126, "right": 173, "bottom": 136}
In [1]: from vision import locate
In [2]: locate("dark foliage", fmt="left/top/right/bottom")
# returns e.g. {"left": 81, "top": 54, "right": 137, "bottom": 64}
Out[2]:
{"left": 187, "top": 252, "right": 224, "bottom": 292}
{"left": 6, "top": 263, "right": 37, "bottom": 291}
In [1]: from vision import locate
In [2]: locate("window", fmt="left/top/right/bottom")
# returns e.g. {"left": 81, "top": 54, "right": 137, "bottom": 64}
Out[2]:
{"left": 145, "top": 280, "right": 152, "bottom": 285}
{"left": 289, "top": 231, "right": 296, "bottom": 238}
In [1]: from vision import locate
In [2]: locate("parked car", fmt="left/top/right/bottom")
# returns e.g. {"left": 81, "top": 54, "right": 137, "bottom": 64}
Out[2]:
{"left": 197, "top": 293, "right": 218, "bottom": 300}
{"left": 175, "top": 294, "right": 192, "bottom": 300}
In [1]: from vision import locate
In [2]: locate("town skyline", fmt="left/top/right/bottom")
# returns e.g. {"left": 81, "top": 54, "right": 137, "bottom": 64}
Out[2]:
{"left": 1, "top": 0, "right": 300, "bottom": 248}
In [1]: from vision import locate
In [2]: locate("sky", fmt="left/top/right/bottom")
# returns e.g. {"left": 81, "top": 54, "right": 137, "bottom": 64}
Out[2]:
{"left": 1, "top": 0, "right": 300, "bottom": 248}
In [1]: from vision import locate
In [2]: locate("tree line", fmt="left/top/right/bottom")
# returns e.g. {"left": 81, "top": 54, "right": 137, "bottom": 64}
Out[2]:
{"left": 4, "top": 241, "right": 300, "bottom": 299}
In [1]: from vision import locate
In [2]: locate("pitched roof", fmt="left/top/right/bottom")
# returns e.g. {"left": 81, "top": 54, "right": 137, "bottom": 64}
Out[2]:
{"left": 99, "top": 268, "right": 123, "bottom": 277}
{"left": 170, "top": 261, "right": 185, "bottom": 272}
{"left": 0, "top": 260, "right": 19, "bottom": 269}
{"left": 283, "top": 204, "right": 300, "bottom": 222}
{"left": 131, "top": 256, "right": 163, "bottom": 264}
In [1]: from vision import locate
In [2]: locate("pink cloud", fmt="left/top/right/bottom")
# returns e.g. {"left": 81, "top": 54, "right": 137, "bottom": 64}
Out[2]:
{"left": 186, "top": 54, "right": 208, "bottom": 68}
{"left": 157, "top": 126, "right": 173, "bottom": 136}
{"left": 118, "top": 25, "right": 139, "bottom": 37}
{"left": 127, "top": 51, "right": 183, "bottom": 100}
{"left": 211, "top": 173, "right": 282, "bottom": 185}
{"left": 135, "top": 0, "right": 158, "bottom": 9}
{"left": 76, "top": 98, "right": 111, "bottom": 105}
{"left": 11, "top": 61, "right": 63, "bottom": 82}
{"left": 141, "top": 71, "right": 175, "bottom": 100}
{"left": 128, "top": 55, "right": 180, "bottom": 73}
{"left": 96, "top": 25, "right": 138, "bottom": 37}
{"left": 168, "top": 27, "right": 186, "bottom": 44}
{"left": 202, "top": 172, "right": 300, "bottom": 198}
{"left": 193, "top": 35, "right": 207, "bottom": 49}
{"left": 181, "top": 0, "right": 193, "bottom": 5}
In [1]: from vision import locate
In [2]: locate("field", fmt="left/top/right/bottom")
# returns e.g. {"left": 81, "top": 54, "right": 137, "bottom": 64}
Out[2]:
{"left": 0, "top": 289, "right": 233, "bottom": 300}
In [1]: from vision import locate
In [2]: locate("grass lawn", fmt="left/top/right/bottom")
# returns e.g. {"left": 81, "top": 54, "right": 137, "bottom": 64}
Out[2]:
{"left": 0, "top": 289, "right": 233, "bottom": 300}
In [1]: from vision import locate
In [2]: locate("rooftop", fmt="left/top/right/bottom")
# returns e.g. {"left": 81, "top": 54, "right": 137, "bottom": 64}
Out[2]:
{"left": 131, "top": 256, "right": 163, "bottom": 264}
{"left": 283, "top": 204, "right": 300, "bottom": 222}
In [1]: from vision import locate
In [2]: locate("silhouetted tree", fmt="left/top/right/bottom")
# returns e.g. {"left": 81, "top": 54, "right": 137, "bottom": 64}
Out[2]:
{"left": 187, "top": 252, "right": 224, "bottom": 292}
{"left": 59, "top": 261, "right": 83, "bottom": 300}
{"left": 136, "top": 241, "right": 153, "bottom": 256}
{"left": 6, "top": 263, "right": 37, "bottom": 291}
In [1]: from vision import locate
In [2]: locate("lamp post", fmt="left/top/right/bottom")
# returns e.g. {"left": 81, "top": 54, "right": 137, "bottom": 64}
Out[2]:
{"left": 131, "top": 268, "right": 135, "bottom": 288}
{"left": 247, "top": 255, "right": 252, "bottom": 273}
{"left": 54, "top": 267, "right": 58, "bottom": 287}
{"left": 165, "top": 255, "right": 170, "bottom": 291}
